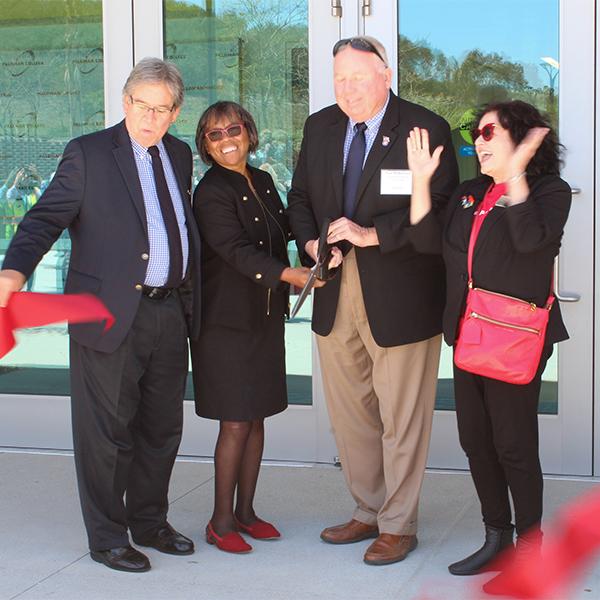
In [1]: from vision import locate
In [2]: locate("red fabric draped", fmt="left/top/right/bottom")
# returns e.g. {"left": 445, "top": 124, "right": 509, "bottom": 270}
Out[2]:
{"left": 482, "top": 487, "right": 600, "bottom": 598}
{"left": 0, "top": 292, "right": 114, "bottom": 359}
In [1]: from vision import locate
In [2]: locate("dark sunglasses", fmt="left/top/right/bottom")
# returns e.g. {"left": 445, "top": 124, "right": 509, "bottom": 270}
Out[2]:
{"left": 205, "top": 123, "right": 244, "bottom": 142}
{"left": 332, "top": 37, "right": 386, "bottom": 64}
{"left": 471, "top": 123, "right": 496, "bottom": 143}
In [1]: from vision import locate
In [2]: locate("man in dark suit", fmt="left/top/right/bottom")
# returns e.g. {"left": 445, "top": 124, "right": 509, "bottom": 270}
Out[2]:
{"left": 288, "top": 37, "right": 458, "bottom": 565}
{"left": 0, "top": 58, "right": 201, "bottom": 572}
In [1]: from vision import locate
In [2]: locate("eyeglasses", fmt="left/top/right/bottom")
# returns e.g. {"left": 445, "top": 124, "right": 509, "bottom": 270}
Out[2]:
{"left": 471, "top": 123, "right": 496, "bottom": 143}
{"left": 332, "top": 37, "right": 387, "bottom": 65}
{"left": 129, "top": 96, "right": 174, "bottom": 117}
{"left": 205, "top": 123, "right": 244, "bottom": 142}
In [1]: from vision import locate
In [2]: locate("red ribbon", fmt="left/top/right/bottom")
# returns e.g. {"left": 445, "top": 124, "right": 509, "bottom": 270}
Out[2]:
{"left": 0, "top": 292, "right": 115, "bottom": 359}
{"left": 482, "top": 487, "right": 600, "bottom": 598}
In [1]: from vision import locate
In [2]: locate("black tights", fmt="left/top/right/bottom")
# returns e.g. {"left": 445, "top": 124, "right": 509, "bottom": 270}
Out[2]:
{"left": 210, "top": 419, "right": 265, "bottom": 535}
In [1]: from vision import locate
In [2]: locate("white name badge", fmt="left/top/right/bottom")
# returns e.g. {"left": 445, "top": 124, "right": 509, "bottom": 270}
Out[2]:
{"left": 380, "top": 169, "right": 412, "bottom": 195}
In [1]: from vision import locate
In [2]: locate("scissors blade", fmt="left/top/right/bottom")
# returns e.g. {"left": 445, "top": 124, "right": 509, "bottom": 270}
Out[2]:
{"left": 289, "top": 265, "right": 318, "bottom": 319}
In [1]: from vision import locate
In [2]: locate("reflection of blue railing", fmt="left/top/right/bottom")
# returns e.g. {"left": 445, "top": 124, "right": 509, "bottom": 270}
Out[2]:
{"left": 0, "top": 238, "right": 70, "bottom": 252}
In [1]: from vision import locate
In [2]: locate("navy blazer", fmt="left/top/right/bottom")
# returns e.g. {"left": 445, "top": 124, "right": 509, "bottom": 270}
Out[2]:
{"left": 3, "top": 120, "right": 202, "bottom": 352}
{"left": 287, "top": 92, "right": 459, "bottom": 347}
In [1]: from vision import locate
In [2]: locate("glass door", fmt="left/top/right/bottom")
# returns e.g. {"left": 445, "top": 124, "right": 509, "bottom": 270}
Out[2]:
{"left": 362, "top": 0, "right": 594, "bottom": 475}
{"left": 303, "top": 0, "right": 593, "bottom": 474}
{"left": 147, "top": 0, "right": 334, "bottom": 461}
{"left": 0, "top": 0, "right": 114, "bottom": 449}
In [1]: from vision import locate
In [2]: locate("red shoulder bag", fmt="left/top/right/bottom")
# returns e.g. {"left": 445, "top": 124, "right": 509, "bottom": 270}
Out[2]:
{"left": 453, "top": 200, "right": 554, "bottom": 385}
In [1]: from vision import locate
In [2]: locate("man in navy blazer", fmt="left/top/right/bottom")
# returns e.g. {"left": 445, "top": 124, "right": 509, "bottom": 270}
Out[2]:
{"left": 0, "top": 58, "right": 201, "bottom": 572}
{"left": 288, "top": 37, "right": 458, "bottom": 565}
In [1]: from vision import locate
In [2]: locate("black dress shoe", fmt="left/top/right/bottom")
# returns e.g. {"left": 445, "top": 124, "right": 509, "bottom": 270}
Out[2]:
{"left": 449, "top": 525, "right": 514, "bottom": 576}
{"left": 134, "top": 523, "right": 195, "bottom": 555}
{"left": 90, "top": 545, "right": 151, "bottom": 573}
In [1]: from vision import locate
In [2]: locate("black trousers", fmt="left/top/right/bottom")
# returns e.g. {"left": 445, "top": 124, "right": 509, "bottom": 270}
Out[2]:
{"left": 453, "top": 347, "right": 552, "bottom": 536}
{"left": 69, "top": 293, "right": 189, "bottom": 551}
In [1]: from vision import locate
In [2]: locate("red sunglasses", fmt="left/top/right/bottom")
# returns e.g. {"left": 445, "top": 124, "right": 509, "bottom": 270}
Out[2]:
{"left": 471, "top": 123, "right": 495, "bottom": 143}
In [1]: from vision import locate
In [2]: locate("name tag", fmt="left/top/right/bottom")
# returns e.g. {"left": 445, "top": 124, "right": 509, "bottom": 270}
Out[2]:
{"left": 380, "top": 169, "right": 412, "bottom": 195}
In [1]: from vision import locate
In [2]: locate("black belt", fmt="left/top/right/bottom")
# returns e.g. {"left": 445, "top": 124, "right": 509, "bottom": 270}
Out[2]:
{"left": 142, "top": 285, "right": 175, "bottom": 300}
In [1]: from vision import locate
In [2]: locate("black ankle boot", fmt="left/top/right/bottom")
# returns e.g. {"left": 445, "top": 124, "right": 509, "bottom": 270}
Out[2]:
{"left": 448, "top": 524, "right": 514, "bottom": 576}
{"left": 482, "top": 529, "right": 543, "bottom": 595}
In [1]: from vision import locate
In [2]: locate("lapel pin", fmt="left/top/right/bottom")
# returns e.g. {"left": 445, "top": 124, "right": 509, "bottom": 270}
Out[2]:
{"left": 460, "top": 194, "right": 475, "bottom": 209}
{"left": 382, "top": 136, "right": 390, "bottom": 147}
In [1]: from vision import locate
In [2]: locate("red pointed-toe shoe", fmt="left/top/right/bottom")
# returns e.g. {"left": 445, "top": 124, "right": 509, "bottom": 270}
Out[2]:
{"left": 235, "top": 516, "right": 281, "bottom": 540}
{"left": 205, "top": 522, "right": 252, "bottom": 553}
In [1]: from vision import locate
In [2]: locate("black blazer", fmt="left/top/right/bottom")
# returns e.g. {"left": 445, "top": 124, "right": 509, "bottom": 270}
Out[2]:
{"left": 192, "top": 164, "right": 290, "bottom": 331}
{"left": 411, "top": 174, "right": 572, "bottom": 346}
{"left": 287, "top": 92, "right": 459, "bottom": 347}
{"left": 2, "top": 121, "right": 202, "bottom": 352}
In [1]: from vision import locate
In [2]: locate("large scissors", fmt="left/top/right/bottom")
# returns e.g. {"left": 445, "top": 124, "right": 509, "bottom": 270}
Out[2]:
{"left": 289, "top": 218, "right": 335, "bottom": 319}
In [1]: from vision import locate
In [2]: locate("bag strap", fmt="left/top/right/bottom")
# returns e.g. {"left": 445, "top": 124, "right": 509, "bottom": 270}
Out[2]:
{"left": 466, "top": 199, "right": 555, "bottom": 310}
{"left": 466, "top": 217, "right": 478, "bottom": 288}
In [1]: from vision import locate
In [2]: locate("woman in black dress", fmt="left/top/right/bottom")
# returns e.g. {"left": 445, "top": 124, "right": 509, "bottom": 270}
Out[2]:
{"left": 405, "top": 101, "right": 571, "bottom": 590}
{"left": 192, "top": 101, "right": 319, "bottom": 554}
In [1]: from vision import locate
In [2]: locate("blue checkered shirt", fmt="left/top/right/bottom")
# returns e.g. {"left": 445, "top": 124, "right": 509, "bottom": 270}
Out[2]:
{"left": 343, "top": 92, "right": 390, "bottom": 172}
{"left": 130, "top": 137, "right": 189, "bottom": 287}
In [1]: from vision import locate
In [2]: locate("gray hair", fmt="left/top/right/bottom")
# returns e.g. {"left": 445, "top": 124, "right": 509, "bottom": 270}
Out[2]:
{"left": 122, "top": 57, "right": 185, "bottom": 108}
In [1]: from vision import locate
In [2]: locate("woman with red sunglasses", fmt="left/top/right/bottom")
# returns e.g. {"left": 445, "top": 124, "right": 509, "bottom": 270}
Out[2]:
{"left": 191, "top": 101, "right": 324, "bottom": 554}
{"left": 406, "top": 100, "right": 571, "bottom": 590}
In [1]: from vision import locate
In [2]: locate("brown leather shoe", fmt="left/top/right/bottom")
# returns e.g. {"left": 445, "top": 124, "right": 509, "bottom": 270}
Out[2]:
{"left": 320, "top": 519, "right": 379, "bottom": 545}
{"left": 363, "top": 534, "right": 418, "bottom": 565}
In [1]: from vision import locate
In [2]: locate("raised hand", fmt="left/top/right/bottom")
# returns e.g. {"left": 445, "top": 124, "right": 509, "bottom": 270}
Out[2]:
{"left": 406, "top": 127, "right": 444, "bottom": 181}
{"left": 508, "top": 127, "right": 550, "bottom": 177}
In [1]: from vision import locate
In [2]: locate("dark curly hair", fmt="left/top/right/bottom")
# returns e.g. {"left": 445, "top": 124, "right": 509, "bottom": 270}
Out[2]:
{"left": 195, "top": 101, "right": 259, "bottom": 165}
{"left": 474, "top": 100, "right": 563, "bottom": 176}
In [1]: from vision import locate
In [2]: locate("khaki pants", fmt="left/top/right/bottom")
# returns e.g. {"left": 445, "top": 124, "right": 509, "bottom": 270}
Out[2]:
{"left": 316, "top": 250, "right": 441, "bottom": 535}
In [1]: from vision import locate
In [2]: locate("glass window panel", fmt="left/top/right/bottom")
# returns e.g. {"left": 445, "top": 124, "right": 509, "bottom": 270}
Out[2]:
{"left": 164, "top": 0, "right": 310, "bottom": 404}
{"left": 398, "top": 0, "right": 559, "bottom": 414}
{"left": 0, "top": 0, "right": 104, "bottom": 395}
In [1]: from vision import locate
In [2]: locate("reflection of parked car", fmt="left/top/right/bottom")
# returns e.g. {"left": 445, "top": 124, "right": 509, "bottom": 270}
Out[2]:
{"left": 2, "top": 165, "right": 43, "bottom": 290}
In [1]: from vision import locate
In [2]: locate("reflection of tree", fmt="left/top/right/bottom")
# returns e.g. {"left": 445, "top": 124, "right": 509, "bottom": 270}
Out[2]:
{"left": 234, "top": 0, "right": 306, "bottom": 128}
{"left": 0, "top": 0, "right": 103, "bottom": 182}
{"left": 0, "top": 0, "right": 102, "bottom": 24}
{"left": 398, "top": 35, "right": 557, "bottom": 131}
{"left": 166, "top": 0, "right": 308, "bottom": 175}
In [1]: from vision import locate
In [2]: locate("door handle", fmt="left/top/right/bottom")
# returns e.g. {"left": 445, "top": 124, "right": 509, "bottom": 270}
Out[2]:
{"left": 554, "top": 256, "right": 580, "bottom": 302}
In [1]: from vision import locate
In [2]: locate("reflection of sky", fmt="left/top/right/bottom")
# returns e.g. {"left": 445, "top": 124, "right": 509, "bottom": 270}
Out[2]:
{"left": 399, "top": 0, "right": 559, "bottom": 89}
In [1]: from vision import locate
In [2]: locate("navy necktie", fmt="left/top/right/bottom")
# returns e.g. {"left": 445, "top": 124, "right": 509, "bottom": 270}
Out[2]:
{"left": 343, "top": 122, "right": 367, "bottom": 219}
{"left": 148, "top": 145, "right": 183, "bottom": 288}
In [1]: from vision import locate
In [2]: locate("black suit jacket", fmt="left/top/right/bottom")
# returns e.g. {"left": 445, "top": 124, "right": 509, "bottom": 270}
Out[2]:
{"left": 2, "top": 120, "right": 202, "bottom": 352}
{"left": 287, "top": 92, "right": 459, "bottom": 347}
{"left": 411, "top": 174, "right": 572, "bottom": 346}
{"left": 192, "top": 164, "right": 290, "bottom": 331}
